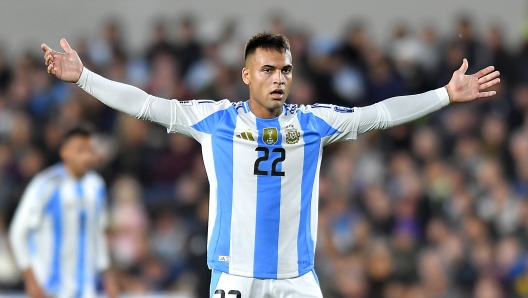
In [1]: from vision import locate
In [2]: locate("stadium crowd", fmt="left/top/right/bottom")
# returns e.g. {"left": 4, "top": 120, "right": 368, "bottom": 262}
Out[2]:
{"left": 0, "top": 13, "right": 528, "bottom": 298}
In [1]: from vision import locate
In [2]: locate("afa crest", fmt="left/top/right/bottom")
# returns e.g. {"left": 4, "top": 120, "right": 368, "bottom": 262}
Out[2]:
{"left": 285, "top": 125, "right": 301, "bottom": 145}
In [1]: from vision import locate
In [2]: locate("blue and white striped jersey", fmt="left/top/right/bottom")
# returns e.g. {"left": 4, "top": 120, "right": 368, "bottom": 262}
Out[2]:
{"left": 140, "top": 99, "right": 360, "bottom": 279}
{"left": 9, "top": 163, "right": 110, "bottom": 298}
{"left": 77, "top": 67, "right": 449, "bottom": 280}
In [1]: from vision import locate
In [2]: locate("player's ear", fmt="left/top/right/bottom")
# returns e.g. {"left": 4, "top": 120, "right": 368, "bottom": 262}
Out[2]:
{"left": 242, "top": 67, "right": 250, "bottom": 85}
{"left": 59, "top": 144, "right": 68, "bottom": 163}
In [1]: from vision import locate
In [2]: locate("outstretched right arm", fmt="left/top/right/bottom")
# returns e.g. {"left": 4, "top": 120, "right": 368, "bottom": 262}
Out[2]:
{"left": 42, "top": 39, "right": 172, "bottom": 127}
{"left": 75, "top": 67, "right": 172, "bottom": 125}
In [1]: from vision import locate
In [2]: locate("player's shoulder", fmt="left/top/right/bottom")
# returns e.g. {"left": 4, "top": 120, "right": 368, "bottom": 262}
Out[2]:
{"left": 32, "top": 164, "right": 66, "bottom": 184}
{"left": 179, "top": 98, "right": 233, "bottom": 109}
{"left": 26, "top": 163, "right": 66, "bottom": 193}
{"left": 299, "top": 103, "right": 355, "bottom": 113}
{"left": 84, "top": 171, "right": 106, "bottom": 187}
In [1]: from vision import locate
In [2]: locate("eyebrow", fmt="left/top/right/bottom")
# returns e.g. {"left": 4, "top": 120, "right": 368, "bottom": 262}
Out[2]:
{"left": 261, "top": 64, "right": 293, "bottom": 69}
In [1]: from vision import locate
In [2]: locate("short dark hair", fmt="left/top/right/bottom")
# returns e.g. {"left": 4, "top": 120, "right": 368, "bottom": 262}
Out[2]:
{"left": 244, "top": 32, "right": 290, "bottom": 61}
{"left": 61, "top": 125, "right": 93, "bottom": 146}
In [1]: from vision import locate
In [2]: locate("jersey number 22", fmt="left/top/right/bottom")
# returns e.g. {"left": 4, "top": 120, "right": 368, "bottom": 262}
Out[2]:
{"left": 253, "top": 147, "right": 286, "bottom": 176}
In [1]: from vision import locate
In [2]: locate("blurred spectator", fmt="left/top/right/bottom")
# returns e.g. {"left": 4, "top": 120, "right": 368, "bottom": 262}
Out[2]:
{"left": 146, "top": 19, "right": 173, "bottom": 63}
{"left": 387, "top": 24, "right": 430, "bottom": 92}
{"left": 483, "top": 24, "right": 515, "bottom": 83}
{"left": 452, "top": 16, "right": 490, "bottom": 73}
{"left": 173, "top": 15, "right": 202, "bottom": 78}
{"left": 0, "top": 46, "right": 12, "bottom": 93}
{"left": 89, "top": 19, "right": 127, "bottom": 70}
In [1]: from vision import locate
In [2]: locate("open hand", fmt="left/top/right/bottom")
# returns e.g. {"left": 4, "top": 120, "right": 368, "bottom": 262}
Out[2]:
{"left": 445, "top": 59, "right": 500, "bottom": 103}
{"left": 41, "top": 38, "right": 83, "bottom": 83}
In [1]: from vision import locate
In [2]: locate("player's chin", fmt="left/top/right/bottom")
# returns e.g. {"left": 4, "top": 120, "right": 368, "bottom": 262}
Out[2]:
{"left": 268, "top": 96, "right": 287, "bottom": 106}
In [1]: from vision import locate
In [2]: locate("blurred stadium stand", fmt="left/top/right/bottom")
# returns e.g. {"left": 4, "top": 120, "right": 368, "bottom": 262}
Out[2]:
{"left": 1, "top": 1, "right": 528, "bottom": 297}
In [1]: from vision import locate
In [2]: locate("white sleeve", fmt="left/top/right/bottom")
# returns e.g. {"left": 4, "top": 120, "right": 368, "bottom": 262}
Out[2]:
{"left": 309, "top": 87, "right": 449, "bottom": 146}
{"left": 357, "top": 87, "right": 450, "bottom": 134}
{"left": 76, "top": 68, "right": 232, "bottom": 141}
{"left": 307, "top": 104, "right": 362, "bottom": 145}
{"left": 8, "top": 178, "right": 50, "bottom": 270}
{"left": 76, "top": 67, "right": 156, "bottom": 119}
{"left": 157, "top": 99, "right": 233, "bottom": 140}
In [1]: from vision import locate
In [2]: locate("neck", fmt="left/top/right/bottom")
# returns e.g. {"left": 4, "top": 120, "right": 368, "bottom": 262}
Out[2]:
{"left": 248, "top": 99, "right": 282, "bottom": 119}
{"left": 63, "top": 164, "right": 84, "bottom": 180}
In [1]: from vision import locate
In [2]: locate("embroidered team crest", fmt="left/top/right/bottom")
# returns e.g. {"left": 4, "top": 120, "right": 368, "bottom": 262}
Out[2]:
{"left": 285, "top": 125, "right": 301, "bottom": 145}
{"left": 263, "top": 128, "right": 278, "bottom": 145}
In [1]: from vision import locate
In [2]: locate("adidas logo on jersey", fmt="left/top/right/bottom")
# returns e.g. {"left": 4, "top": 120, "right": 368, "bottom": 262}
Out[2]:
{"left": 236, "top": 130, "right": 255, "bottom": 141}
{"left": 218, "top": 256, "right": 231, "bottom": 262}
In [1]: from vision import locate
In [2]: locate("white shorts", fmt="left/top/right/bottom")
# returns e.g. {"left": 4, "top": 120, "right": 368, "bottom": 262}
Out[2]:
{"left": 210, "top": 269, "right": 323, "bottom": 298}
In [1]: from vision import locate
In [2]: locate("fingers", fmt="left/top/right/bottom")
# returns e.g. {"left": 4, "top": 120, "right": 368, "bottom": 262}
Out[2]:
{"left": 474, "top": 66, "right": 495, "bottom": 79}
{"left": 476, "top": 72, "right": 500, "bottom": 98}
{"left": 478, "top": 91, "right": 497, "bottom": 98}
{"left": 42, "top": 43, "right": 57, "bottom": 66}
{"left": 41, "top": 43, "right": 50, "bottom": 53}
{"left": 41, "top": 41, "right": 67, "bottom": 67}
{"left": 60, "top": 38, "right": 73, "bottom": 53}
{"left": 478, "top": 70, "right": 500, "bottom": 83}
{"left": 479, "top": 78, "right": 501, "bottom": 90}
{"left": 47, "top": 62, "right": 55, "bottom": 75}
{"left": 44, "top": 51, "right": 56, "bottom": 66}
{"left": 458, "top": 58, "right": 468, "bottom": 74}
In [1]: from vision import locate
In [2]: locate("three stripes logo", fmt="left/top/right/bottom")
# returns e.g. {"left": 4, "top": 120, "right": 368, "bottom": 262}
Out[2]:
{"left": 218, "top": 256, "right": 231, "bottom": 262}
{"left": 236, "top": 130, "right": 255, "bottom": 141}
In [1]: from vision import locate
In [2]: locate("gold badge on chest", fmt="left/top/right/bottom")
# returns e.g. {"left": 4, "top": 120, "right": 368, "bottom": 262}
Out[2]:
{"left": 263, "top": 128, "right": 279, "bottom": 145}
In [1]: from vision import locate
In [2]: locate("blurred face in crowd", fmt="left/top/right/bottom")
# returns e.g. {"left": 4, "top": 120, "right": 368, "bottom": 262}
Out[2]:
{"left": 242, "top": 48, "right": 293, "bottom": 118}
{"left": 60, "top": 135, "right": 95, "bottom": 178}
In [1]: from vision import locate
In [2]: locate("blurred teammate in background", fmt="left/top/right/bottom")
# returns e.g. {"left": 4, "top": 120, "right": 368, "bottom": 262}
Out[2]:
{"left": 9, "top": 127, "right": 118, "bottom": 298}
{"left": 41, "top": 32, "right": 499, "bottom": 297}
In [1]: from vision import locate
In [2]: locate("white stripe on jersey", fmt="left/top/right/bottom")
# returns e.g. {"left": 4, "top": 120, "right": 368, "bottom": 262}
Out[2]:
{"left": 310, "top": 148, "right": 323, "bottom": 253}
{"left": 60, "top": 180, "right": 78, "bottom": 296}
{"left": 229, "top": 112, "right": 258, "bottom": 275}
{"left": 276, "top": 114, "right": 302, "bottom": 275}
{"left": 202, "top": 135, "right": 218, "bottom": 246}
{"left": 32, "top": 215, "right": 53, "bottom": 286}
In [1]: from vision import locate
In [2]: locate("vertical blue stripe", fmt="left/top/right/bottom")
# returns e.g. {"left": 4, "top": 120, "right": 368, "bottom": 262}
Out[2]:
{"left": 297, "top": 112, "right": 324, "bottom": 273}
{"left": 75, "top": 182, "right": 86, "bottom": 298}
{"left": 194, "top": 110, "right": 237, "bottom": 271}
{"left": 28, "top": 231, "right": 36, "bottom": 256}
{"left": 253, "top": 118, "right": 282, "bottom": 277}
{"left": 209, "top": 270, "right": 222, "bottom": 298}
{"left": 46, "top": 187, "right": 62, "bottom": 292}
{"left": 96, "top": 186, "right": 105, "bottom": 215}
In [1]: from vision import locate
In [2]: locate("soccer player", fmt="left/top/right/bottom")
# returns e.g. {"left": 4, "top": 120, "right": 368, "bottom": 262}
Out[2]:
{"left": 41, "top": 33, "right": 499, "bottom": 297}
{"left": 9, "top": 127, "right": 118, "bottom": 298}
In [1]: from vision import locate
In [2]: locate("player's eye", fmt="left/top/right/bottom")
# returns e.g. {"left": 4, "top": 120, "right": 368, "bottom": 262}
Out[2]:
{"left": 263, "top": 68, "right": 271, "bottom": 73}
{"left": 282, "top": 68, "right": 292, "bottom": 74}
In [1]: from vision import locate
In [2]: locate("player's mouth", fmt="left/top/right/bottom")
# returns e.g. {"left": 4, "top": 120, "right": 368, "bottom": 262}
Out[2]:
{"left": 270, "top": 88, "right": 284, "bottom": 100}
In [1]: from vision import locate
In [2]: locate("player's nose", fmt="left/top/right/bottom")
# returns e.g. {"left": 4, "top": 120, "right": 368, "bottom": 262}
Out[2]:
{"left": 274, "top": 70, "right": 285, "bottom": 85}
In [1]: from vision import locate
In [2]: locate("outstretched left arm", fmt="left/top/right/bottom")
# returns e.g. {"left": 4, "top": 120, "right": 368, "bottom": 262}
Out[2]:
{"left": 357, "top": 59, "right": 500, "bottom": 134}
